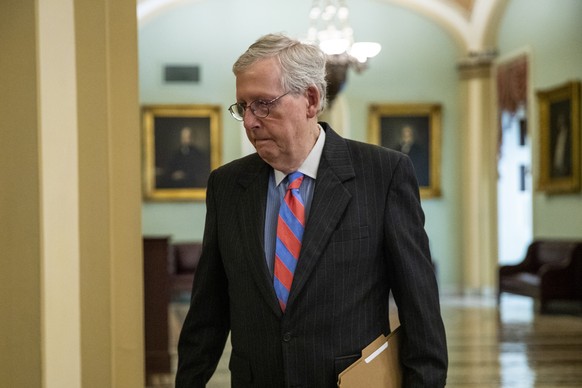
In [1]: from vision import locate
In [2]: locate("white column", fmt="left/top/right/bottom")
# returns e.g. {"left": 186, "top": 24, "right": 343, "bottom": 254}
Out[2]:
{"left": 0, "top": 1, "right": 144, "bottom": 386}
{"left": 38, "top": 0, "right": 82, "bottom": 386}
{"left": 458, "top": 51, "right": 498, "bottom": 295}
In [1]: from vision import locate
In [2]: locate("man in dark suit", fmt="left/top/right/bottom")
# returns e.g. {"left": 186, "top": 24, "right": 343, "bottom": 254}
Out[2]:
{"left": 176, "top": 33, "right": 448, "bottom": 387}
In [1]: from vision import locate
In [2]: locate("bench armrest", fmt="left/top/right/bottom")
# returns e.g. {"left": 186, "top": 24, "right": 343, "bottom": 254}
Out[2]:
{"left": 499, "top": 262, "right": 535, "bottom": 275}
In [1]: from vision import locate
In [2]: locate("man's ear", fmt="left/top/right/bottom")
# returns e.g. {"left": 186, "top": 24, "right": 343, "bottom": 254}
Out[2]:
{"left": 305, "top": 85, "right": 321, "bottom": 118}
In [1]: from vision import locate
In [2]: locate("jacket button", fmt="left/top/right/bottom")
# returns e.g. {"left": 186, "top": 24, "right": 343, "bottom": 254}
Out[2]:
{"left": 282, "top": 332, "right": 292, "bottom": 342}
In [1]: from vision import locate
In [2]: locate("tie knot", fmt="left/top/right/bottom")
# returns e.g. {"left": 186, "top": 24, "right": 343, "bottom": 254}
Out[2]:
{"left": 287, "top": 172, "right": 304, "bottom": 190}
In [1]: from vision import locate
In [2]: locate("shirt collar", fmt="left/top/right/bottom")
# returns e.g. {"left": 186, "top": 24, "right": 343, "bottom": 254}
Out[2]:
{"left": 274, "top": 124, "right": 325, "bottom": 185}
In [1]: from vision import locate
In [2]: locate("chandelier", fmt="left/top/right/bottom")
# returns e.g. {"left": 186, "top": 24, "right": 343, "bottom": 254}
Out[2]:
{"left": 306, "top": 0, "right": 381, "bottom": 72}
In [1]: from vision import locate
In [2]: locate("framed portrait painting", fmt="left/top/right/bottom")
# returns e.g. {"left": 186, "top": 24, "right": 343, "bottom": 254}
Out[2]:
{"left": 142, "top": 105, "right": 221, "bottom": 201}
{"left": 368, "top": 103, "right": 442, "bottom": 198}
{"left": 536, "top": 80, "right": 580, "bottom": 193}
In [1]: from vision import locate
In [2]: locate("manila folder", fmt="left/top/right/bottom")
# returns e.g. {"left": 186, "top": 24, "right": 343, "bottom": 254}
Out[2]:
{"left": 337, "top": 326, "right": 402, "bottom": 387}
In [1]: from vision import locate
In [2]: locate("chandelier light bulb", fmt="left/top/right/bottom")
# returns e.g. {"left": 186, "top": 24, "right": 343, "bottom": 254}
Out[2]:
{"left": 350, "top": 41, "right": 382, "bottom": 61}
{"left": 320, "top": 38, "right": 350, "bottom": 55}
{"left": 337, "top": 6, "right": 349, "bottom": 19}
{"left": 325, "top": 5, "right": 336, "bottom": 15}
{"left": 306, "top": 0, "right": 381, "bottom": 68}
{"left": 309, "top": 7, "right": 321, "bottom": 19}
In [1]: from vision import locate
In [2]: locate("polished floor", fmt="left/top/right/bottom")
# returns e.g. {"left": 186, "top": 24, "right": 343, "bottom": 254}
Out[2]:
{"left": 445, "top": 295, "right": 582, "bottom": 387}
{"left": 153, "top": 294, "right": 582, "bottom": 387}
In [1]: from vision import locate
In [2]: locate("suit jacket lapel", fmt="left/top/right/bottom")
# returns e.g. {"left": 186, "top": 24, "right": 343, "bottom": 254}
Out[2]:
{"left": 288, "top": 125, "right": 355, "bottom": 307}
{"left": 236, "top": 157, "right": 283, "bottom": 317}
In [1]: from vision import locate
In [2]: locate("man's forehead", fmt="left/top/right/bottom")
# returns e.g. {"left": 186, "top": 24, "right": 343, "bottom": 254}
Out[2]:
{"left": 236, "top": 66, "right": 284, "bottom": 101}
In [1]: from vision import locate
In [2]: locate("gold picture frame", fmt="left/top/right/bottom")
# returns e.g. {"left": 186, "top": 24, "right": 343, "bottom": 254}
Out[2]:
{"left": 142, "top": 105, "right": 221, "bottom": 201}
{"left": 536, "top": 81, "right": 581, "bottom": 194}
{"left": 368, "top": 103, "right": 442, "bottom": 198}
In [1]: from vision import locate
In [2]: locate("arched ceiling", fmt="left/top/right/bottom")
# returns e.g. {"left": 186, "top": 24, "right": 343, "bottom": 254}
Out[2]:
{"left": 385, "top": 0, "right": 507, "bottom": 51}
{"left": 137, "top": 0, "right": 507, "bottom": 53}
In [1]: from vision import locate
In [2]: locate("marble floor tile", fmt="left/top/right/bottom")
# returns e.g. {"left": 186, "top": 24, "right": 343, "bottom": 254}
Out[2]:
{"left": 151, "top": 294, "right": 582, "bottom": 387}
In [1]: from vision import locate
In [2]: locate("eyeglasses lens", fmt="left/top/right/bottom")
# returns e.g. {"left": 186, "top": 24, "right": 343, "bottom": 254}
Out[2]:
{"left": 251, "top": 101, "right": 269, "bottom": 118}
{"left": 229, "top": 104, "right": 244, "bottom": 121}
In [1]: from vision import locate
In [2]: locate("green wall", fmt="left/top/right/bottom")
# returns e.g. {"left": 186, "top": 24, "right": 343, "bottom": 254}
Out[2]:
{"left": 497, "top": 0, "right": 582, "bottom": 238}
{"left": 139, "top": 0, "right": 582, "bottom": 291}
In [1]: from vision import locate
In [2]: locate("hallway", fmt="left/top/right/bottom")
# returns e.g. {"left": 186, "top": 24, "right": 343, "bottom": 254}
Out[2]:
{"left": 153, "top": 294, "right": 582, "bottom": 387}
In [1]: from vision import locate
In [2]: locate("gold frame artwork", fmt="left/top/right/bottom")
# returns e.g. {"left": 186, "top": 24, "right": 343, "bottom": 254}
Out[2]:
{"left": 368, "top": 103, "right": 442, "bottom": 198}
{"left": 536, "top": 81, "right": 581, "bottom": 194}
{"left": 142, "top": 105, "right": 221, "bottom": 201}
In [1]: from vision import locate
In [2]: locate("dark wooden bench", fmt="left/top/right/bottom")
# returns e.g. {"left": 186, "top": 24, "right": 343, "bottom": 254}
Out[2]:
{"left": 498, "top": 239, "right": 582, "bottom": 313}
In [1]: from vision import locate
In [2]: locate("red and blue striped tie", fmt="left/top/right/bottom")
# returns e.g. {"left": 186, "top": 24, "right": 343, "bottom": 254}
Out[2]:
{"left": 274, "top": 172, "right": 305, "bottom": 312}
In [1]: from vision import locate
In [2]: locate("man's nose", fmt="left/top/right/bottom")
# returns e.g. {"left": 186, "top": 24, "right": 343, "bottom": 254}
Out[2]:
{"left": 243, "top": 108, "right": 260, "bottom": 127}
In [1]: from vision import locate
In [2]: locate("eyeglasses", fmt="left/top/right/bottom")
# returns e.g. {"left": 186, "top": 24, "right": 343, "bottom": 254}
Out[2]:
{"left": 228, "top": 92, "right": 290, "bottom": 121}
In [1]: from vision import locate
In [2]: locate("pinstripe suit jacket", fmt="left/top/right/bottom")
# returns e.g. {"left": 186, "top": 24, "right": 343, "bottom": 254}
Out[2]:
{"left": 176, "top": 123, "right": 448, "bottom": 388}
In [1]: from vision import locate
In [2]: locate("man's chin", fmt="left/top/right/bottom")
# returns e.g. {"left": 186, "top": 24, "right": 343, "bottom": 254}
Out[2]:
{"left": 256, "top": 148, "right": 275, "bottom": 160}
{"left": 255, "top": 147, "right": 281, "bottom": 166}
{"left": 254, "top": 141, "right": 276, "bottom": 155}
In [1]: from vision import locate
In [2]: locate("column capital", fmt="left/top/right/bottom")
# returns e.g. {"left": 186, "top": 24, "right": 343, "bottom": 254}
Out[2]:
{"left": 457, "top": 49, "right": 498, "bottom": 79}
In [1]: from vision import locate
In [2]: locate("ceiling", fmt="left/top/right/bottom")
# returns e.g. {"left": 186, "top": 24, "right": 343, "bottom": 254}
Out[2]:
{"left": 137, "top": 0, "right": 506, "bottom": 52}
{"left": 451, "top": 0, "right": 476, "bottom": 14}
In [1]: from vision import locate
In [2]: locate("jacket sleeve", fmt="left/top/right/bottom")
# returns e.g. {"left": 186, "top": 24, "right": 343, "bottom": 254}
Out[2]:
{"left": 383, "top": 154, "right": 448, "bottom": 387}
